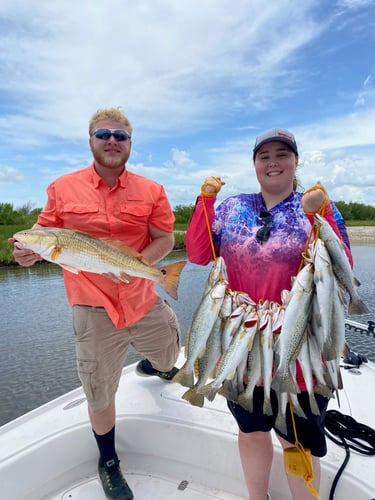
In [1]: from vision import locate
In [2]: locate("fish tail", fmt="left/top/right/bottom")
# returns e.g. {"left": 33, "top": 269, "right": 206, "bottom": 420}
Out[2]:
{"left": 218, "top": 379, "right": 238, "bottom": 401}
{"left": 275, "top": 414, "right": 287, "bottom": 435}
{"left": 291, "top": 400, "right": 307, "bottom": 419}
{"left": 158, "top": 261, "right": 186, "bottom": 300}
{"left": 308, "top": 394, "right": 320, "bottom": 416}
{"left": 263, "top": 397, "right": 273, "bottom": 416}
{"left": 237, "top": 392, "right": 254, "bottom": 412}
{"left": 314, "top": 383, "right": 333, "bottom": 398}
{"left": 348, "top": 297, "right": 369, "bottom": 315}
{"left": 197, "top": 382, "right": 218, "bottom": 402}
{"left": 182, "top": 388, "right": 205, "bottom": 408}
{"left": 172, "top": 367, "right": 194, "bottom": 388}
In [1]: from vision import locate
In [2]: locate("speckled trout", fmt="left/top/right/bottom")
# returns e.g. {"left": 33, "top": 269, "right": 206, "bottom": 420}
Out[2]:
{"left": 314, "top": 214, "right": 369, "bottom": 315}
{"left": 13, "top": 227, "right": 186, "bottom": 300}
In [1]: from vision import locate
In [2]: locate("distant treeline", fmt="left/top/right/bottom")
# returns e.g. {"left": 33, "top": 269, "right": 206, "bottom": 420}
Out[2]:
{"left": 0, "top": 201, "right": 374, "bottom": 266}
{"left": 1, "top": 201, "right": 375, "bottom": 227}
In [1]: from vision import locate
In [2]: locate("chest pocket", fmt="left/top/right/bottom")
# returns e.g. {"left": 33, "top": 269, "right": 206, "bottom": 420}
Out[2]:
{"left": 60, "top": 204, "right": 100, "bottom": 228}
{"left": 119, "top": 203, "right": 153, "bottom": 227}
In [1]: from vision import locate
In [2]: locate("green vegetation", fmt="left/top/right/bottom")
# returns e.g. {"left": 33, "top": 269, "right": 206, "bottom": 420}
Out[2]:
{"left": 334, "top": 201, "right": 375, "bottom": 222}
{"left": 1, "top": 200, "right": 374, "bottom": 266}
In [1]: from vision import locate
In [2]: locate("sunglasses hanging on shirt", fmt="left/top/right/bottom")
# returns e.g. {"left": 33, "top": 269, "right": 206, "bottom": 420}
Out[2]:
{"left": 256, "top": 211, "right": 273, "bottom": 244}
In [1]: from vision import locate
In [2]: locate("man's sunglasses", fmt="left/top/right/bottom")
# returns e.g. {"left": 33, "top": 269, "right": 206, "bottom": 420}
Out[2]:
{"left": 256, "top": 211, "right": 273, "bottom": 244}
{"left": 93, "top": 128, "right": 131, "bottom": 141}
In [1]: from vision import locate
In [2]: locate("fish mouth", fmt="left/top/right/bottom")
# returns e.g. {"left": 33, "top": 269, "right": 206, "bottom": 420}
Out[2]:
{"left": 14, "top": 240, "right": 25, "bottom": 249}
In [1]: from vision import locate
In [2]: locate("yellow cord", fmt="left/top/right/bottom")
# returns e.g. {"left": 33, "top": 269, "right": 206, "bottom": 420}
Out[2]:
{"left": 285, "top": 399, "right": 320, "bottom": 498}
{"left": 303, "top": 185, "right": 330, "bottom": 217}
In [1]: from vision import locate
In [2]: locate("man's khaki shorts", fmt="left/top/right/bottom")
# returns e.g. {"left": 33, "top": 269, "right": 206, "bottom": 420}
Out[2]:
{"left": 73, "top": 297, "right": 180, "bottom": 412}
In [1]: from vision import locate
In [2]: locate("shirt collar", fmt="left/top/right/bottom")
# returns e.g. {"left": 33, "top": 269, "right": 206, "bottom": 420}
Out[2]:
{"left": 89, "top": 162, "right": 129, "bottom": 188}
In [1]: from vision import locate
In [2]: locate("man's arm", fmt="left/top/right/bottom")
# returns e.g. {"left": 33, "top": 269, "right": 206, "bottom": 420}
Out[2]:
{"left": 141, "top": 224, "right": 175, "bottom": 265}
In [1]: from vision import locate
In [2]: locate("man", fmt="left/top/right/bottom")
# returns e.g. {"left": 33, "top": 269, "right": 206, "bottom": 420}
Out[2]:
{"left": 9, "top": 108, "right": 181, "bottom": 500}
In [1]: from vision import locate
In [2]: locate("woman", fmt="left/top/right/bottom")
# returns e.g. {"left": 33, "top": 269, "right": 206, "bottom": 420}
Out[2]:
{"left": 186, "top": 127, "right": 353, "bottom": 500}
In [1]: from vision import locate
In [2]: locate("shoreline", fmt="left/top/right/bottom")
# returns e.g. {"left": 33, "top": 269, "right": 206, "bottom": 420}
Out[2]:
{"left": 346, "top": 226, "right": 375, "bottom": 245}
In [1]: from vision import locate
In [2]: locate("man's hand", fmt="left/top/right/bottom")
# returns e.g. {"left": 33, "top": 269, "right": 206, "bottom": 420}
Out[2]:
{"left": 8, "top": 237, "right": 43, "bottom": 267}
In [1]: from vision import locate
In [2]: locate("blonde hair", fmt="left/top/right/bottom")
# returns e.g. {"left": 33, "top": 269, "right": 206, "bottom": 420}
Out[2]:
{"left": 89, "top": 107, "right": 133, "bottom": 136}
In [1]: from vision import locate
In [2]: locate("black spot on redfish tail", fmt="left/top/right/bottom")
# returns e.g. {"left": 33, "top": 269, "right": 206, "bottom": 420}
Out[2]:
{"left": 158, "top": 260, "right": 186, "bottom": 300}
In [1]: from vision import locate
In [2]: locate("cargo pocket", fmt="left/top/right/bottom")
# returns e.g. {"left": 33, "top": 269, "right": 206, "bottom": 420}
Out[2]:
{"left": 76, "top": 359, "right": 98, "bottom": 402}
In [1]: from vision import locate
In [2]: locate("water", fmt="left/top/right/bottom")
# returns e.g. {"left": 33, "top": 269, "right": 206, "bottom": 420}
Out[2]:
{"left": 1, "top": 247, "right": 374, "bottom": 427}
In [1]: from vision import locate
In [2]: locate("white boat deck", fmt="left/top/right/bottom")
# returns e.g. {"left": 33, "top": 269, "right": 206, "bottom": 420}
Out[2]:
{"left": 1, "top": 352, "right": 374, "bottom": 499}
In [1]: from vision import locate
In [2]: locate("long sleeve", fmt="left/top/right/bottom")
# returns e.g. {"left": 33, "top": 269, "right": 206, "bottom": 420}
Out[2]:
{"left": 186, "top": 195, "right": 216, "bottom": 265}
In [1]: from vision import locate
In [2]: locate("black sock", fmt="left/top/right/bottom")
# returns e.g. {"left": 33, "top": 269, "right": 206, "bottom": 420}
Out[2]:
{"left": 93, "top": 426, "right": 118, "bottom": 466}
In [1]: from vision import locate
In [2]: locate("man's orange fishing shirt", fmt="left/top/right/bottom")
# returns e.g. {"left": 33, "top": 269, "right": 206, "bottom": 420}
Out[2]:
{"left": 37, "top": 163, "right": 175, "bottom": 328}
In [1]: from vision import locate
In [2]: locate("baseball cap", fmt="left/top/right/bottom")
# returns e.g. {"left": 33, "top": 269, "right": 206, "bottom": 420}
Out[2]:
{"left": 253, "top": 127, "right": 298, "bottom": 159}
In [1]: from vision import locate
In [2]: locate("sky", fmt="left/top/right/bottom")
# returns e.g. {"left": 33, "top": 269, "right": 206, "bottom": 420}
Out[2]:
{"left": 1, "top": 0, "right": 375, "bottom": 211}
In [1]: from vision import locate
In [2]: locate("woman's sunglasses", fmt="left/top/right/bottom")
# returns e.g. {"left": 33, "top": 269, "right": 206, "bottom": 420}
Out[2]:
{"left": 92, "top": 128, "right": 131, "bottom": 142}
{"left": 256, "top": 211, "right": 273, "bottom": 244}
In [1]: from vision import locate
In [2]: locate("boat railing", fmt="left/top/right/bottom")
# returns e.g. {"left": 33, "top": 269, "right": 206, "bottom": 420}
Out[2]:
{"left": 345, "top": 319, "right": 375, "bottom": 337}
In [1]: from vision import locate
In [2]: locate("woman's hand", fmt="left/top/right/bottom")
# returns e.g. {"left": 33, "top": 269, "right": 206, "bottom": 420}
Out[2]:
{"left": 302, "top": 184, "right": 329, "bottom": 214}
{"left": 201, "top": 176, "right": 226, "bottom": 196}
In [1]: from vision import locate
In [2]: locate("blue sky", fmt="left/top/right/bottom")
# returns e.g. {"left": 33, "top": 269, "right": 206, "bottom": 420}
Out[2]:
{"left": 1, "top": 0, "right": 375, "bottom": 210}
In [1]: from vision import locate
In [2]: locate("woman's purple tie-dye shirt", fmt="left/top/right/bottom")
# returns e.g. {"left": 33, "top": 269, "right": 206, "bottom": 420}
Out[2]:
{"left": 187, "top": 191, "right": 351, "bottom": 305}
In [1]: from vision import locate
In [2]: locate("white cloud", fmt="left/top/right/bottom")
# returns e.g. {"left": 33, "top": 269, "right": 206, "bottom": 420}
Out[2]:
{"left": 0, "top": 166, "right": 25, "bottom": 183}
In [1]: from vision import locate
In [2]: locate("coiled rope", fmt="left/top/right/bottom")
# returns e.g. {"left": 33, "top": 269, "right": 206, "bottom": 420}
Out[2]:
{"left": 324, "top": 409, "right": 375, "bottom": 500}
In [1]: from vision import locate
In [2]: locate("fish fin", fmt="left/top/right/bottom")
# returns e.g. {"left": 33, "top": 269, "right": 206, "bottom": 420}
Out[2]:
{"left": 157, "top": 261, "right": 186, "bottom": 300}
{"left": 51, "top": 246, "right": 61, "bottom": 261}
{"left": 59, "top": 263, "right": 80, "bottom": 274}
{"left": 194, "top": 358, "right": 201, "bottom": 379}
{"left": 172, "top": 367, "right": 194, "bottom": 388}
{"left": 353, "top": 275, "right": 361, "bottom": 287}
{"left": 185, "top": 325, "right": 191, "bottom": 354}
{"left": 182, "top": 388, "right": 205, "bottom": 408}
{"left": 348, "top": 297, "right": 369, "bottom": 315}
{"left": 325, "top": 360, "right": 343, "bottom": 390}
{"left": 335, "top": 389, "right": 341, "bottom": 407}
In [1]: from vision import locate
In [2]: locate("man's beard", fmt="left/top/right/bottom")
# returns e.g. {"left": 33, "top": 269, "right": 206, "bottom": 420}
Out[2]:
{"left": 93, "top": 150, "right": 129, "bottom": 169}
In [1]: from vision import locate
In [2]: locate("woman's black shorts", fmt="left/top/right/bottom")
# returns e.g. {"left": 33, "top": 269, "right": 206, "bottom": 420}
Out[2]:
{"left": 227, "top": 386, "right": 329, "bottom": 457}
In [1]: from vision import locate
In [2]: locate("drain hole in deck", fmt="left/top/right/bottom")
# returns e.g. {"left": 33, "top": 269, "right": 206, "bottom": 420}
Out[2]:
{"left": 177, "top": 480, "right": 189, "bottom": 490}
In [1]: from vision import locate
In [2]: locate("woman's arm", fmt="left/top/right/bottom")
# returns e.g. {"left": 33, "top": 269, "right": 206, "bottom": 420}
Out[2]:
{"left": 186, "top": 195, "right": 216, "bottom": 265}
